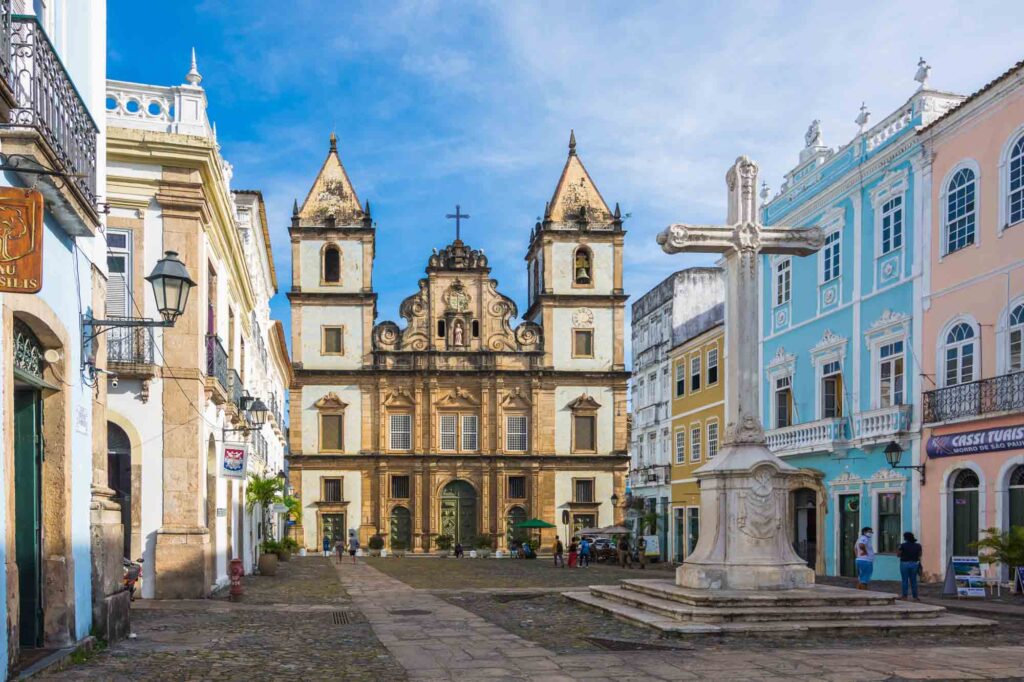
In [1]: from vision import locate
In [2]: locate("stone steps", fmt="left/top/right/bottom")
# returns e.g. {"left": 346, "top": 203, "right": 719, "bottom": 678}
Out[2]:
{"left": 590, "top": 584, "right": 944, "bottom": 622}
{"left": 564, "top": 580, "right": 997, "bottom": 636}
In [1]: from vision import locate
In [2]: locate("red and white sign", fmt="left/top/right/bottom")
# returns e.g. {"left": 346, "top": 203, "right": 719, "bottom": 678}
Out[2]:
{"left": 221, "top": 442, "right": 248, "bottom": 480}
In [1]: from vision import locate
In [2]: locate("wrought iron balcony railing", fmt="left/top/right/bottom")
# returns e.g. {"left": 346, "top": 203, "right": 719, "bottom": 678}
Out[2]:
{"left": 106, "top": 318, "right": 154, "bottom": 366}
{"left": 228, "top": 369, "right": 244, "bottom": 412}
{"left": 251, "top": 429, "right": 267, "bottom": 466}
{"left": 923, "top": 371, "right": 1024, "bottom": 424}
{"left": 205, "top": 334, "right": 228, "bottom": 392}
{"left": 0, "top": 1, "right": 11, "bottom": 98}
{"left": 8, "top": 16, "right": 98, "bottom": 206}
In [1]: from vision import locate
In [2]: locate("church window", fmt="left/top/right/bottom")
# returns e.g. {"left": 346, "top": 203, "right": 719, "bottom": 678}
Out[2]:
{"left": 462, "top": 415, "right": 478, "bottom": 451}
{"left": 880, "top": 195, "right": 903, "bottom": 254}
{"left": 437, "top": 320, "right": 446, "bottom": 338}
{"left": 573, "top": 330, "right": 594, "bottom": 358}
{"left": 322, "top": 326, "right": 343, "bottom": 355}
{"left": 322, "top": 478, "right": 343, "bottom": 503}
{"left": 390, "top": 414, "right": 412, "bottom": 450}
{"left": 506, "top": 416, "right": 528, "bottom": 452}
{"left": 572, "top": 415, "right": 596, "bottom": 452}
{"left": 689, "top": 425, "right": 701, "bottom": 462}
{"left": 674, "top": 430, "right": 685, "bottom": 464}
{"left": 1009, "top": 304, "right": 1024, "bottom": 372}
{"left": 821, "top": 360, "right": 843, "bottom": 419}
{"left": 391, "top": 475, "right": 410, "bottom": 499}
{"left": 507, "top": 476, "right": 527, "bottom": 499}
{"left": 707, "top": 347, "right": 719, "bottom": 385}
{"left": 1010, "top": 136, "right": 1024, "bottom": 226}
{"left": 945, "top": 167, "right": 977, "bottom": 254}
{"left": 690, "top": 354, "right": 701, "bottom": 392}
{"left": 573, "top": 478, "right": 595, "bottom": 503}
{"left": 320, "top": 414, "right": 344, "bottom": 452}
{"left": 822, "top": 230, "right": 841, "bottom": 283}
{"left": 775, "top": 258, "right": 791, "bottom": 306}
{"left": 944, "top": 322, "right": 976, "bottom": 386}
{"left": 573, "top": 247, "right": 593, "bottom": 286}
{"left": 323, "top": 244, "right": 341, "bottom": 284}
{"left": 706, "top": 421, "right": 719, "bottom": 459}
{"left": 775, "top": 376, "right": 793, "bottom": 428}
{"left": 439, "top": 414, "right": 457, "bottom": 451}
{"left": 472, "top": 320, "right": 480, "bottom": 338}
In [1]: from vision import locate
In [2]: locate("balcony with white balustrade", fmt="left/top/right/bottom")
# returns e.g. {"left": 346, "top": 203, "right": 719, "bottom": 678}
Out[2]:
{"left": 766, "top": 418, "right": 847, "bottom": 457}
{"left": 852, "top": 404, "right": 912, "bottom": 445}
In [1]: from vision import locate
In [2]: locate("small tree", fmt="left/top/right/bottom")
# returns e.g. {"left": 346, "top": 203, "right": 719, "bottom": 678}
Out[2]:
{"left": 641, "top": 510, "right": 659, "bottom": 535}
{"left": 246, "top": 473, "right": 284, "bottom": 549}
{"left": 972, "top": 526, "right": 1024, "bottom": 573}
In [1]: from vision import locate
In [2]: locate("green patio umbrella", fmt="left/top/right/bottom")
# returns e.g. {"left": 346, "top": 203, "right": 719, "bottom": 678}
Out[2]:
{"left": 515, "top": 518, "right": 557, "bottom": 529}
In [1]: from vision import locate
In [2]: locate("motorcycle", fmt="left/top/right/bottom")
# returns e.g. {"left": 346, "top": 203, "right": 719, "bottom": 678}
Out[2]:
{"left": 123, "top": 557, "right": 143, "bottom": 600}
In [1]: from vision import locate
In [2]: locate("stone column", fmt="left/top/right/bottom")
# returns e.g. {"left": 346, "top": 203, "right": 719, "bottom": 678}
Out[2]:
{"left": 153, "top": 168, "right": 212, "bottom": 599}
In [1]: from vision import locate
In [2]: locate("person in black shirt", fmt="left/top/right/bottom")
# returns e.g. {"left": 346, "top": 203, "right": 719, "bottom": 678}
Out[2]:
{"left": 897, "top": 532, "right": 923, "bottom": 600}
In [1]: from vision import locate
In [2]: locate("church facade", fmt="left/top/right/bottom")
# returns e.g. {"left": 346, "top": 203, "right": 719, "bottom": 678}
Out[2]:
{"left": 287, "top": 133, "right": 629, "bottom": 552}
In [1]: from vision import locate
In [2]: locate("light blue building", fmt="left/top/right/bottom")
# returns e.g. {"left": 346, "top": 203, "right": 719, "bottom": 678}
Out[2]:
{"left": 758, "top": 65, "right": 962, "bottom": 580}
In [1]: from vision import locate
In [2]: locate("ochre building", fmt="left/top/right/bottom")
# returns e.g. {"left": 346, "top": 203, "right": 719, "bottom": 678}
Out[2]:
{"left": 288, "top": 133, "right": 629, "bottom": 552}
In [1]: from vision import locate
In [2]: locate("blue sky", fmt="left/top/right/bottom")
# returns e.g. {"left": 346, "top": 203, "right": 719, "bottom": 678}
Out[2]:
{"left": 108, "top": 1, "right": 1024, "bottom": 357}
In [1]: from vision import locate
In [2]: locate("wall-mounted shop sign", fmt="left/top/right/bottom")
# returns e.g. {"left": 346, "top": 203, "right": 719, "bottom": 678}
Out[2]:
{"left": 927, "top": 424, "right": 1024, "bottom": 458}
{"left": 221, "top": 442, "right": 249, "bottom": 480}
{"left": 0, "top": 188, "right": 43, "bottom": 293}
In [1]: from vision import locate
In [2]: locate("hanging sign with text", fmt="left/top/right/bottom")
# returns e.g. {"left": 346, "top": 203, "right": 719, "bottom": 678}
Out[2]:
{"left": 0, "top": 188, "right": 43, "bottom": 293}
{"left": 221, "top": 442, "right": 249, "bottom": 480}
{"left": 927, "top": 424, "right": 1024, "bottom": 458}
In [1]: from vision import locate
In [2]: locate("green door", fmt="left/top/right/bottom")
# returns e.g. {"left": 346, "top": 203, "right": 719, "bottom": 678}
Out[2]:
{"left": 389, "top": 506, "right": 412, "bottom": 549}
{"left": 1010, "top": 488, "right": 1024, "bottom": 530}
{"left": 674, "top": 509, "right": 685, "bottom": 562}
{"left": 953, "top": 489, "right": 980, "bottom": 555}
{"left": 440, "top": 481, "right": 477, "bottom": 544}
{"left": 14, "top": 389, "right": 43, "bottom": 648}
{"left": 322, "top": 513, "right": 346, "bottom": 545}
{"left": 686, "top": 508, "right": 700, "bottom": 556}
{"left": 838, "top": 494, "right": 860, "bottom": 578}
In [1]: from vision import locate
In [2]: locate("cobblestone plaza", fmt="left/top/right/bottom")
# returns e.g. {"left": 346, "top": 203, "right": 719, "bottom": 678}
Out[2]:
{"left": 42, "top": 556, "right": 1024, "bottom": 681}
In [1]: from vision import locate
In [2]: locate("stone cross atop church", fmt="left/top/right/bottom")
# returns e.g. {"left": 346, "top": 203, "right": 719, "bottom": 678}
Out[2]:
{"left": 657, "top": 157, "right": 824, "bottom": 447}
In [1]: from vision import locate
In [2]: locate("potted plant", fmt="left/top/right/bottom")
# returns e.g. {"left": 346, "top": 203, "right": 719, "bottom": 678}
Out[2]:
{"left": 391, "top": 539, "right": 408, "bottom": 558}
{"left": 246, "top": 473, "right": 285, "bottom": 576}
{"left": 475, "top": 535, "right": 492, "bottom": 559}
{"left": 973, "top": 526, "right": 1024, "bottom": 591}
{"left": 434, "top": 534, "right": 454, "bottom": 557}
{"left": 368, "top": 534, "right": 385, "bottom": 557}
{"left": 280, "top": 537, "right": 299, "bottom": 560}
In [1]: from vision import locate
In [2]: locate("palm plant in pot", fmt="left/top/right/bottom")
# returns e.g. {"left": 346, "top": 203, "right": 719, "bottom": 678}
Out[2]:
{"left": 434, "top": 534, "right": 454, "bottom": 557}
{"left": 368, "top": 534, "right": 385, "bottom": 557}
{"left": 474, "top": 535, "right": 493, "bottom": 558}
{"left": 246, "top": 473, "right": 284, "bottom": 575}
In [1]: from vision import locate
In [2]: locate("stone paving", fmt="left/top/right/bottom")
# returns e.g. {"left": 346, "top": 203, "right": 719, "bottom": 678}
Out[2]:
{"left": 40, "top": 555, "right": 1024, "bottom": 681}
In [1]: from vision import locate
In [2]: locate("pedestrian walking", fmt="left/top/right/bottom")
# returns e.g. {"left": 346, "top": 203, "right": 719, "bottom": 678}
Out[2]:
{"left": 567, "top": 537, "right": 578, "bottom": 568}
{"left": 335, "top": 537, "right": 345, "bottom": 563}
{"left": 322, "top": 535, "right": 331, "bottom": 558}
{"left": 348, "top": 533, "right": 360, "bottom": 564}
{"left": 618, "top": 536, "right": 632, "bottom": 569}
{"left": 554, "top": 537, "right": 565, "bottom": 567}
{"left": 454, "top": 542, "right": 464, "bottom": 559}
{"left": 637, "top": 536, "right": 648, "bottom": 570}
{"left": 579, "top": 537, "right": 591, "bottom": 568}
{"left": 897, "top": 532, "right": 923, "bottom": 601}
{"left": 855, "top": 526, "right": 875, "bottom": 589}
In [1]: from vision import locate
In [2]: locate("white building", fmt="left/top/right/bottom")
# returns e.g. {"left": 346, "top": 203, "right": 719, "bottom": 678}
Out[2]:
{"left": 104, "top": 55, "right": 289, "bottom": 598}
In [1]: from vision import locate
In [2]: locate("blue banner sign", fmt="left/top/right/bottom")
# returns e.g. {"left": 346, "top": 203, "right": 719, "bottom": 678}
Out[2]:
{"left": 927, "top": 424, "right": 1024, "bottom": 458}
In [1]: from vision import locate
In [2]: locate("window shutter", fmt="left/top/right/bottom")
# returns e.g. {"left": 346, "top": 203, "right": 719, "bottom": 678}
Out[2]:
{"left": 106, "top": 271, "right": 129, "bottom": 317}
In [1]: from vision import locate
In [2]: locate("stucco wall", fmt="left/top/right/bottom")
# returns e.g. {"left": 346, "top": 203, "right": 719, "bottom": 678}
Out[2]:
{"left": 299, "top": 239, "right": 364, "bottom": 293}
{"left": 550, "top": 241, "right": 613, "bottom": 294}
{"left": 300, "top": 385, "right": 363, "bottom": 454}
{"left": 554, "top": 386, "right": 614, "bottom": 455}
{"left": 299, "top": 305, "right": 364, "bottom": 370}
{"left": 552, "top": 307, "right": 613, "bottom": 371}
{"left": 300, "top": 468, "right": 363, "bottom": 550}
{"left": 554, "top": 471, "right": 615, "bottom": 527}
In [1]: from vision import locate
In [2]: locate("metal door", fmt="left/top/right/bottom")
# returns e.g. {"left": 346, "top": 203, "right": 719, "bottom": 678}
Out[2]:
{"left": 440, "top": 480, "right": 477, "bottom": 544}
{"left": 838, "top": 494, "right": 860, "bottom": 577}
{"left": 14, "top": 389, "right": 43, "bottom": 647}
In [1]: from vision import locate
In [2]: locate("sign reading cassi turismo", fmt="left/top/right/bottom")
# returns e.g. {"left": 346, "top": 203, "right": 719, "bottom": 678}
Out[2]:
{"left": 221, "top": 442, "right": 249, "bottom": 479}
{"left": 0, "top": 187, "right": 44, "bottom": 293}
{"left": 927, "top": 424, "right": 1024, "bottom": 458}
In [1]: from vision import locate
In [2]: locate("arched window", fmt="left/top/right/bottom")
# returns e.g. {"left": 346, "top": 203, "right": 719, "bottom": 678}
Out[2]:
{"left": 1009, "top": 465, "right": 1024, "bottom": 529}
{"left": 951, "top": 469, "right": 980, "bottom": 555}
{"left": 323, "top": 245, "right": 341, "bottom": 284}
{"left": 1009, "top": 136, "right": 1024, "bottom": 226}
{"left": 1009, "top": 304, "right": 1024, "bottom": 373}
{"left": 945, "top": 168, "right": 977, "bottom": 254}
{"left": 944, "top": 322, "right": 976, "bottom": 386}
{"left": 573, "top": 247, "right": 592, "bottom": 286}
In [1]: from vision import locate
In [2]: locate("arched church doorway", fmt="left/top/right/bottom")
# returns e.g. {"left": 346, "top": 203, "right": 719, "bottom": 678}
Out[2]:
{"left": 440, "top": 480, "right": 477, "bottom": 544}
{"left": 108, "top": 422, "right": 132, "bottom": 559}
{"left": 791, "top": 488, "right": 817, "bottom": 568}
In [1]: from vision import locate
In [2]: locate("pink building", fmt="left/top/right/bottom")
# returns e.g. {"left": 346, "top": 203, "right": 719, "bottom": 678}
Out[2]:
{"left": 918, "top": 61, "right": 1024, "bottom": 578}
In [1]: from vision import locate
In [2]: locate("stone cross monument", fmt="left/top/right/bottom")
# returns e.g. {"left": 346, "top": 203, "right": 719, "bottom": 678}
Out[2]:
{"left": 657, "top": 156, "right": 825, "bottom": 590}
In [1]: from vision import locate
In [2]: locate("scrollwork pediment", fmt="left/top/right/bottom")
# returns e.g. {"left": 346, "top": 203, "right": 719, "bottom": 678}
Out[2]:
{"left": 437, "top": 387, "right": 480, "bottom": 407}
{"left": 314, "top": 392, "right": 348, "bottom": 411}
{"left": 499, "top": 386, "right": 532, "bottom": 409}
{"left": 383, "top": 388, "right": 416, "bottom": 407}
{"left": 566, "top": 393, "right": 602, "bottom": 412}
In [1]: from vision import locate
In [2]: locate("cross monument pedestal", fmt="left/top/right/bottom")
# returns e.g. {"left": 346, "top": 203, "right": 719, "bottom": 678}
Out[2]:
{"left": 657, "top": 156, "right": 824, "bottom": 591}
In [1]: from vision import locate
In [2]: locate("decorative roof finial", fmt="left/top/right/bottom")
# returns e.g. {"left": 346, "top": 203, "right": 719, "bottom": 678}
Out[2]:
{"left": 292, "top": 199, "right": 299, "bottom": 216}
{"left": 613, "top": 202, "right": 621, "bottom": 219}
{"left": 185, "top": 47, "right": 202, "bottom": 86}
{"left": 759, "top": 181, "right": 770, "bottom": 202}
{"left": 568, "top": 129, "right": 577, "bottom": 156}
{"left": 855, "top": 102, "right": 871, "bottom": 133}
{"left": 364, "top": 199, "right": 371, "bottom": 216}
{"left": 914, "top": 57, "right": 931, "bottom": 90}
{"left": 329, "top": 131, "right": 337, "bottom": 152}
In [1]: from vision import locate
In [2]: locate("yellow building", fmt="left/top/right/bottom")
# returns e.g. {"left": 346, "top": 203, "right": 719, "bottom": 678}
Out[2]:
{"left": 669, "top": 316, "right": 724, "bottom": 563}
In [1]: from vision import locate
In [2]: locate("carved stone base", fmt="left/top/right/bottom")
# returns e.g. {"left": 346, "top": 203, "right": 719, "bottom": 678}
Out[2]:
{"left": 154, "top": 527, "right": 211, "bottom": 599}
{"left": 676, "top": 442, "right": 814, "bottom": 591}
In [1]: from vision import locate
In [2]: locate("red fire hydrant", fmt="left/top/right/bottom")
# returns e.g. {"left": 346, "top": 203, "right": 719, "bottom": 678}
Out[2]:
{"left": 229, "top": 558, "right": 245, "bottom": 601}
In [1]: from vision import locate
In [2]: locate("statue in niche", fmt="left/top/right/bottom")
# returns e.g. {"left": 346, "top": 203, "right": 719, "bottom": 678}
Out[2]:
{"left": 452, "top": 321, "right": 465, "bottom": 347}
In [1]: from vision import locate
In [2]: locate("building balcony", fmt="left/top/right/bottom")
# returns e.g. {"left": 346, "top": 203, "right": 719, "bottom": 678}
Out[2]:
{"left": 852, "top": 404, "right": 912, "bottom": 445}
{"left": 923, "top": 371, "right": 1024, "bottom": 426}
{"left": 106, "top": 318, "right": 156, "bottom": 378}
{"left": 250, "top": 429, "right": 267, "bottom": 468}
{"left": 228, "top": 368, "right": 244, "bottom": 417}
{"left": 766, "top": 417, "right": 847, "bottom": 457}
{"left": 205, "top": 334, "right": 229, "bottom": 404}
{"left": 4, "top": 15, "right": 98, "bottom": 231}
